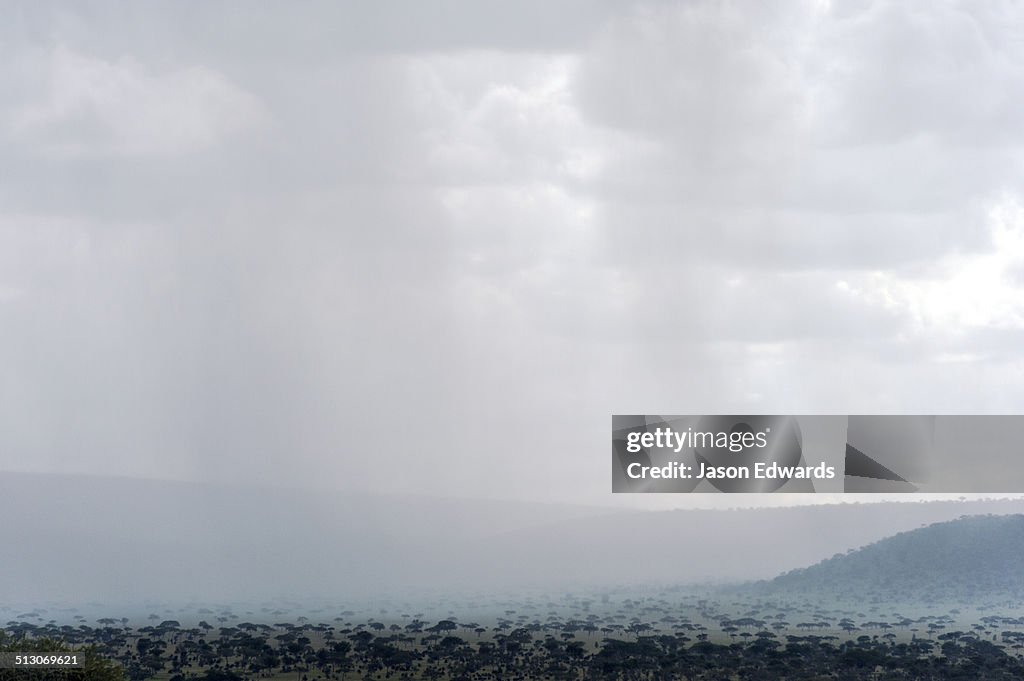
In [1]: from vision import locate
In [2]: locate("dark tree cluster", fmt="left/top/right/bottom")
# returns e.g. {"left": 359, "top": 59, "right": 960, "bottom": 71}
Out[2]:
{"left": 4, "top": 614, "right": 1024, "bottom": 681}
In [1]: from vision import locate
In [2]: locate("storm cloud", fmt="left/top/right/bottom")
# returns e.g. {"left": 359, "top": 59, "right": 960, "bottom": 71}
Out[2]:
{"left": 2, "top": 1, "right": 1024, "bottom": 510}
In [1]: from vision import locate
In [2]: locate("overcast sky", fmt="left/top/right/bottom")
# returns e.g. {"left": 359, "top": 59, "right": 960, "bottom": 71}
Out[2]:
{"left": 2, "top": 1, "right": 1024, "bottom": 511}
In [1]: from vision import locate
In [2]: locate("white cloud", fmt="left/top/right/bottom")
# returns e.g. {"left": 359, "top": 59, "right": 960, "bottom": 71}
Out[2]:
{"left": 8, "top": 46, "right": 268, "bottom": 157}
{"left": 403, "top": 52, "right": 613, "bottom": 186}
{"left": 812, "top": 1, "right": 1024, "bottom": 147}
{"left": 844, "top": 196, "right": 1024, "bottom": 339}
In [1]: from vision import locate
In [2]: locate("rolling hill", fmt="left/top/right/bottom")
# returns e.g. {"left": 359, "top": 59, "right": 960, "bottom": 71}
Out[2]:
{"left": 758, "top": 514, "right": 1024, "bottom": 605}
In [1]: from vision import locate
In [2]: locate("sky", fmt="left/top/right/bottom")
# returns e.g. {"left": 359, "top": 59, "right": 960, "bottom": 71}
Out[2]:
{"left": 2, "top": 1, "right": 1024, "bottom": 511}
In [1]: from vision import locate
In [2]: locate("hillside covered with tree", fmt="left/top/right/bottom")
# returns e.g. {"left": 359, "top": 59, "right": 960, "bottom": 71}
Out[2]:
{"left": 758, "top": 514, "right": 1024, "bottom": 605}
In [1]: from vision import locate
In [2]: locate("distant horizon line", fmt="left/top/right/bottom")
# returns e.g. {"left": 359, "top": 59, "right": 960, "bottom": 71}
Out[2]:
{"left": 3, "top": 467, "right": 1024, "bottom": 512}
